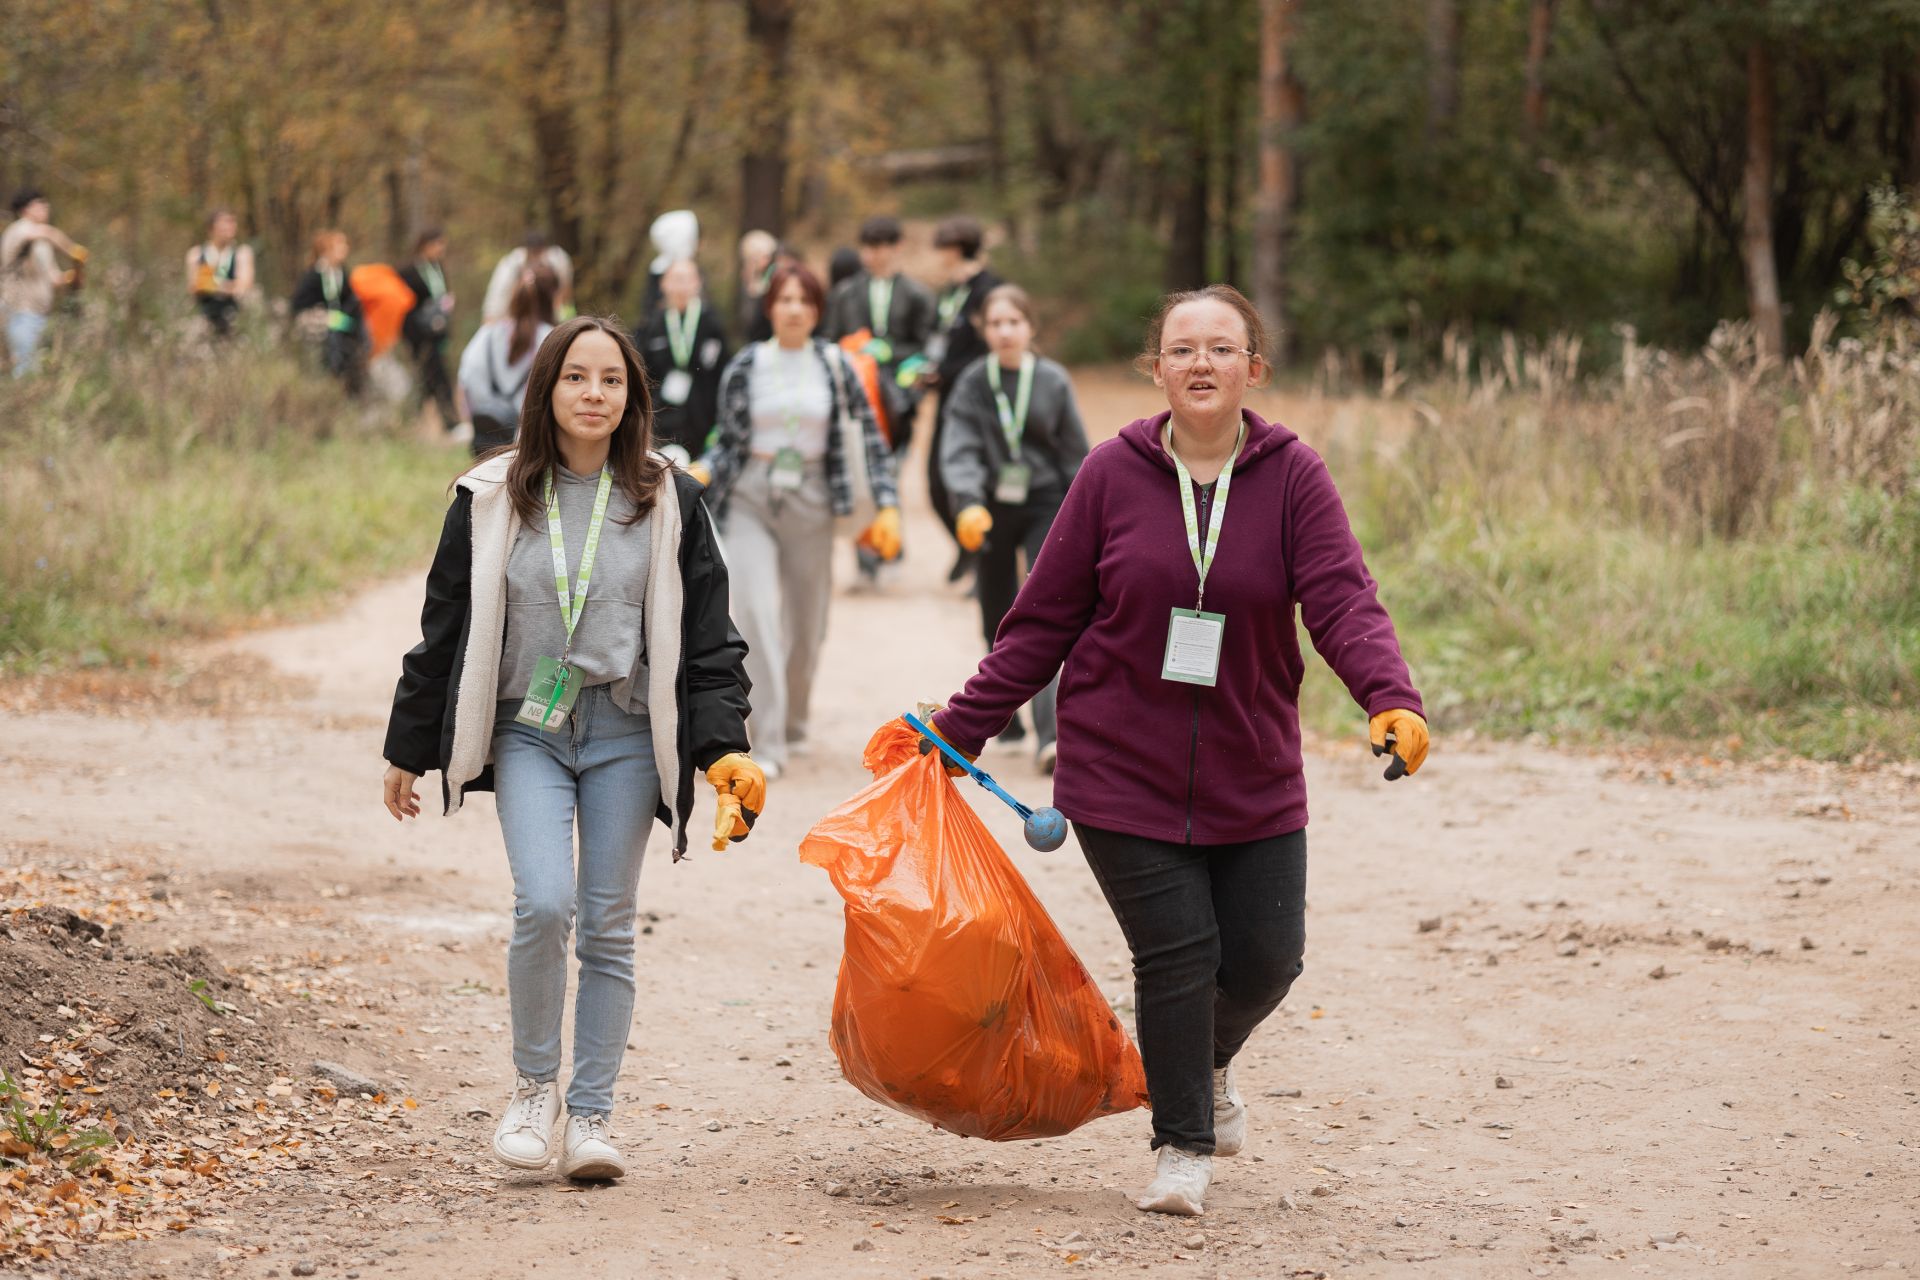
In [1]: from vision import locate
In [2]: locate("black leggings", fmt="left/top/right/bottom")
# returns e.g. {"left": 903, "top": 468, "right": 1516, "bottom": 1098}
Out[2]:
{"left": 1074, "top": 822, "right": 1307, "bottom": 1154}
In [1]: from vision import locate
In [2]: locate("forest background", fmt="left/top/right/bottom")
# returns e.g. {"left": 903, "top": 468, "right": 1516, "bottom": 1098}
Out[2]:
{"left": 2, "top": 0, "right": 1917, "bottom": 761}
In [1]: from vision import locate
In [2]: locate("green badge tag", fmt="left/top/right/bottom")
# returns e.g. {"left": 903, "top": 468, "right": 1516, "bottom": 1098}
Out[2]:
{"left": 770, "top": 447, "right": 807, "bottom": 493}
{"left": 1162, "top": 608, "right": 1226, "bottom": 687}
{"left": 516, "top": 656, "right": 582, "bottom": 731}
{"left": 995, "top": 462, "right": 1033, "bottom": 505}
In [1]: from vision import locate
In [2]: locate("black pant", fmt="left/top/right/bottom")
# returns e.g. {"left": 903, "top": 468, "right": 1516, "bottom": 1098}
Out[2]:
{"left": 980, "top": 495, "right": 1062, "bottom": 746}
{"left": 413, "top": 338, "right": 457, "bottom": 429}
{"left": 1074, "top": 822, "right": 1307, "bottom": 1155}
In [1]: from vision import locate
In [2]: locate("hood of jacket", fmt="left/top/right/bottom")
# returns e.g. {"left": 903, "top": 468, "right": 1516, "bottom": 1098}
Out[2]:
{"left": 1117, "top": 407, "right": 1300, "bottom": 476}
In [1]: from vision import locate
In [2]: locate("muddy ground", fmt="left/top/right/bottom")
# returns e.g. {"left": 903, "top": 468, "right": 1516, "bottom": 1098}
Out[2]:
{"left": 3, "top": 381, "right": 1916, "bottom": 1278}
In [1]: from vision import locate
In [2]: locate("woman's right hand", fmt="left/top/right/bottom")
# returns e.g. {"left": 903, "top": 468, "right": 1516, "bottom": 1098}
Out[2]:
{"left": 955, "top": 505, "right": 993, "bottom": 552}
{"left": 383, "top": 765, "right": 421, "bottom": 821}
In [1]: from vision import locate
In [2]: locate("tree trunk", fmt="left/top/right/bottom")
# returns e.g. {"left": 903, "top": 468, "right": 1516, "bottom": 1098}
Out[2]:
{"left": 1523, "top": 0, "right": 1555, "bottom": 140}
{"left": 1741, "top": 40, "right": 1784, "bottom": 359}
{"left": 1425, "top": 0, "right": 1463, "bottom": 145}
{"left": 1903, "top": 55, "right": 1920, "bottom": 190}
{"left": 1165, "top": 118, "right": 1211, "bottom": 293}
{"left": 384, "top": 162, "right": 407, "bottom": 259}
{"left": 740, "top": 0, "right": 797, "bottom": 238}
{"left": 1253, "top": 0, "right": 1301, "bottom": 366}
{"left": 525, "top": 0, "right": 585, "bottom": 274}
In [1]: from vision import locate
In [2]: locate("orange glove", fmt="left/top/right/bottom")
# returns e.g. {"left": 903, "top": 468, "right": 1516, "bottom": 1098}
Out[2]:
{"left": 687, "top": 460, "right": 712, "bottom": 487}
{"left": 1368, "top": 709, "right": 1429, "bottom": 780}
{"left": 912, "top": 702, "right": 976, "bottom": 777}
{"left": 955, "top": 505, "right": 993, "bottom": 553}
{"left": 860, "top": 507, "right": 903, "bottom": 561}
{"left": 705, "top": 752, "right": 766, "bottom": 849}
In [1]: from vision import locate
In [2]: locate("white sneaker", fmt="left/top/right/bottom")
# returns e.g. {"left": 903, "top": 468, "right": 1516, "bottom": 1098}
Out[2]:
{"left": 1135, "top": 1145, "right": 1211, "bottom": 1216}
{"left": 761, "top": 759, "right": 784, "bottom": 782}
{"left": 560, "top": 1113, "right": 627, "bottom": 1181}
{"left": 1036, "top": 741, "right": 1058, "bottom": 776}
{"left": 1213, "top": 1063, "right": 1246, "bottom": 1156}
{"left": 492, "top": 1075, "right": 561, "bottom": 1169}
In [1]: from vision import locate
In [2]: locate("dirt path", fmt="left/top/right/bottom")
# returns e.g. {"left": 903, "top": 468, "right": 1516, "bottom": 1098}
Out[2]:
{"left": 4, "top": 389, "right": 1917, "bottom": 1279}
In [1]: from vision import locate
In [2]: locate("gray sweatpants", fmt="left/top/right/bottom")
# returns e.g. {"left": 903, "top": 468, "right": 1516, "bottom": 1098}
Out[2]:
{"left": 722, "top": 457, "right": 833, "bottom": 770}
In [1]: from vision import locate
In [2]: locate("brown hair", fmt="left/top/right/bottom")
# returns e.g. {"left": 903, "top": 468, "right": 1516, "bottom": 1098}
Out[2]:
{"left": 761, "top": 262, "right": 827, "bottom": 319}
{"left": 310, "top": 229, "right": 347, "bottom": 265}
{"left": 1134, "top": 284, "right": 1273, "bottom": 386}
{"left": 507, "top": 261, "right": 561, "bottom": 364}
{"left": 474, "top": 316, "right": 668, "bottom": 527}
{"left": 978, "top": 283, "right": 1036, "bottom": 331}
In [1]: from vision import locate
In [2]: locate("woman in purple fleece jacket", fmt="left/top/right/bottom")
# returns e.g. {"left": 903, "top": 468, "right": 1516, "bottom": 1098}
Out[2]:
{"left": 923, "top": 285, "right": 1430, "bottom": 1217}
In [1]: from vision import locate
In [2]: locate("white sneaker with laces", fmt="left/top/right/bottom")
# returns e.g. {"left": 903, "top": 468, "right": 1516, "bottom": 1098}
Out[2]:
{"left": 560, "top": 1113, "right": 627, "bottom": 1181}
{"left": 1135, "top": 1145, "right": 1212, "bottom": 1216}
{"left": 492, "top": 1075, "right": 561, "bottom": 1170}
{"left": 1212, "top": 1063, "right": 1246, "bottom": 1156}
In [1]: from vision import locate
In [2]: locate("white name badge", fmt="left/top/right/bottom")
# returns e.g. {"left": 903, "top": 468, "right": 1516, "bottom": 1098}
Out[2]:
{"left": 1162, "top": 608, "right": 1226, "bottom": 686}
{"left": 659, "top": 368, "right": 693, "bottom": 406}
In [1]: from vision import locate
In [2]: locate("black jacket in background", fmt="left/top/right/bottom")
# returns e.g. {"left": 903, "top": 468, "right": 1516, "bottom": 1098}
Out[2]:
{"left": 639, "top": 305, "right": 731, "bottom": 455}
{"left": 381, "top": 470, "right": 751, "bottom": 859}
{"left": 933, "top": 267, "right": 1002, "bottom": 389}
{"left": 290, "top": 266, "right": 365, "bottom": 330}
{"left": 397, "top": 262, "right": 452, "bottom": 351}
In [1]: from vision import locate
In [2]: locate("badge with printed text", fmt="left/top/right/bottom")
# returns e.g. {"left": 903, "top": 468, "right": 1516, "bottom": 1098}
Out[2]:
{"left": 1161, "top": 609, "right": 1226, "bottom": 686}
{"left": 659, "top": 368, "right": 693, "bottom": 406}
{"left": 516, "top": 656, "right": 582, "bottom": 730}
{"left": 770, "top": 447, "right": 807, "bottom": 492}
{"left": 995, "top": 462, "right": 1033, "bottom": 506}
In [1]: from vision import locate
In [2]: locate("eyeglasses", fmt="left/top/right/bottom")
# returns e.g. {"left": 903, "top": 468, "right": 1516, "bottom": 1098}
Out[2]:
{"left": 1159, "top": 344, "right": 1256, "bottom": 370}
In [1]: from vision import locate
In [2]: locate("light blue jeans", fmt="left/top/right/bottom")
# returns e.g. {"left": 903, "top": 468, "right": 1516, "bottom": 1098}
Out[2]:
{"left": 491, "top": 687, "right": 660, "bottom": 1117}
{"left": 6, "top": 309, "right": 47, "bottom": 377}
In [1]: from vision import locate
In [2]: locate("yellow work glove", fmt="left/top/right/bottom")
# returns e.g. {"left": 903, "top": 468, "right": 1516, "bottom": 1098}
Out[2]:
{"left": 955, "top": 505, "right": 993, "bottom": 553}
{"left": 911, "top": 702, "right": 976, "bottom": 778}
{"left": 861, "top": 506, "right": 903, "bottom": 561}
{"left": 1368, "top": 708, "right": 1430, "bottom": 780}
{"left": 687, "top": 460, "right": 712, "bottom": 487}
{"left": 705, "top": 752, "right": 766, "bottom": 850}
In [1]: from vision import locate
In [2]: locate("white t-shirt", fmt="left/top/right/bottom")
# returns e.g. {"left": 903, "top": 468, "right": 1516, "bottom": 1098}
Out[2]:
{"left": 749, "top": 341, "right": 834, "bottom": 460}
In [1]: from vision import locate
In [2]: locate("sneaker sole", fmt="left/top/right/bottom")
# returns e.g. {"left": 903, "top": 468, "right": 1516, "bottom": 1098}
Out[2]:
{"left": 563, "top": 1156, "right": 627, "bottom": 1181}
{"left": 492, "top": 1139, "right": 554, "bottom": 1171}
{"left": 1135, "top": 1192, "right": 1204, "bottom": 1216}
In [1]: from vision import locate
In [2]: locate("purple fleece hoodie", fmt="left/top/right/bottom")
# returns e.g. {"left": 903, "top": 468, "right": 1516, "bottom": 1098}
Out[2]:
{"left": 938, "top": 409, "right": 1423, "bottom": 845}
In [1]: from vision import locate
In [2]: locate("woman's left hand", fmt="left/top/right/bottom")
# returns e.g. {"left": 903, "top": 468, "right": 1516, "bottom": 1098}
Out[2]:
{"left": 861, "top": 507, "right": 903, "bottom": 561}
{"left": 1367, "top": 709, "right": 1429, "bottom": 779}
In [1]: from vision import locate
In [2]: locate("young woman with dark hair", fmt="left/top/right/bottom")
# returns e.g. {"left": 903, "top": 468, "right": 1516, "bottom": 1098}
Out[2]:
{"left": 382, "top": 315, "right": 763, "bottom": 1182}
{"left": 691, "top": 263, "right": 901, "bottom": 778}
{"left": 916, "top": 284, "right": 1429, "bottom": 1217}
{"left": 936, "top": 284, "right": 1089, "bottom": 769}
{"left": 456, "top": 262, "right": 560, "bottom": 456}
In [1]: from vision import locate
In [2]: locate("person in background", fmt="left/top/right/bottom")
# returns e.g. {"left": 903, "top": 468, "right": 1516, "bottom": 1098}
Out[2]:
{"left": 1, "top": 188, "right": 87, "bottom": 377}
{"left": 917, "top": 284, "right": 1429, "bottom": 1218}
{"left": 736, "top": 230, "right": 779, "bottom": 345}
{"left": 636, "top": 210, "right": 700, "bottom": 328}
{"left": 827, "top": 246, "right": 861, "bottom": 294}
{"left": 290, "top": 229, "right": 367, "bottom": 395}
{"left": 638, "top": 258, "right": 728, "bottom": 463}
{"left": 937, "top": 284, "right": 1088, "bottom": 769}
{"left": 185, "top": 207, "right": 255, "bottom": 338}
{"left": 691, "top": 263, "right": 902, "bottom": 779}
{"left": 483, "top": 230, "right": 574, "bottom": 324}
{"left": 923, "top": 215, "right": 1003, "bottom": 582}
{"left": 458, "top": 262, "right": 560, "bottom": 456}
{"left": 400, "top": 228, "right": 460, "bottom": 433}
{"left": 824, "top": 215, "right": 934, "bottom": 459}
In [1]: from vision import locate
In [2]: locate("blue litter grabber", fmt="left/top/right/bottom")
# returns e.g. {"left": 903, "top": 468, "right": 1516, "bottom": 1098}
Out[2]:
{"left": 902, "top": 712, "right": 1069, "bottom": 852}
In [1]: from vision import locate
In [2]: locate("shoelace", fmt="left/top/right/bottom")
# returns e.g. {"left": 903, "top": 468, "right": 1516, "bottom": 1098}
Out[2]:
{"left": 578, "top": 1114, "right": 611, "bottom": 1143}
{"left": 504, "top": 1078, "right": 554, "bottom": 1134}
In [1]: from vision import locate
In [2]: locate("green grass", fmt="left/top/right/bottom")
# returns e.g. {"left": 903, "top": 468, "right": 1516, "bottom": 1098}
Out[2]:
{"left": 0, "top": 313, "right": 456, "bottom": 674}
{"left": 1300, "top": 325, "right": 1920, "bottom": 762}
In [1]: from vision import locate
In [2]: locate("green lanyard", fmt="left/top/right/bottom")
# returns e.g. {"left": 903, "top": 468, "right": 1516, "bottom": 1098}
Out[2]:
{"left": 766, "top": 339, "right": 817, "bottom": 447}
{"left": 204, "top": 244, "right": 235, "bottom": 281}
{"left": 986, "top": 355, "right": 1035, "bottom": 455}
{"left": 321, "top": 266, "right": 343, "bottom": 307}
{"left": 544, "top": 467, "right": 615, "bottom": 655}
{"left": 418, "top": 260, "right": 446, "bottom": 299}
{"left": 868, "top": 275, "right": 894, "bottom": 339}
{"left": 1163, "top": 421, "right": 1245, "bottom": 611}
{"left": 937, "top": 285, "right": 966, "bottom": 330}
{"left": 666, "top": 299, "right": 701, "bottom": 369}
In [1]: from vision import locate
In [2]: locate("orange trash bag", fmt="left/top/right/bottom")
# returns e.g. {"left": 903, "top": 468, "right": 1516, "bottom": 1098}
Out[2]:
{"left": 798, "top": 719, "right": 1148, "bottom": 1141}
